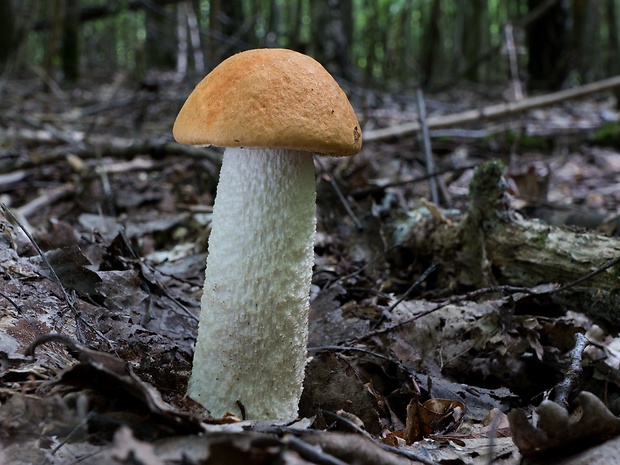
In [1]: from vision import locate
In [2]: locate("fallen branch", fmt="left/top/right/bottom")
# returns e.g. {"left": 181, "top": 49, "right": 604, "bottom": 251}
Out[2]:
{"left": 404, "top": 160, "right": 620, "bottom": 331}
{"left": 364, "top": 75, "right": 620, "bottom": 142}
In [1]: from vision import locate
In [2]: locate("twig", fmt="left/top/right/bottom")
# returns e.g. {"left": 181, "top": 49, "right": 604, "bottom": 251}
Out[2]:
{"left": 115, "top": 229, "right": 198, "bottom": 323}
{"left": 0, "top": 290, "right": 21, "bottom": 311}
{"left": 547, "top": 255, "right": 620, "bottom": 296}
{"left": 2, "top": 204, "right": 109, "bottom": 345}
{"left": 17, "top": 183, "right": 75, "bottom": 218}
{"left": 485, "top": 408, "right": 502, "bottom": 465}
{"left": 308, "top": 345, "right": 410, "bottom": 372}
{"left": 32, "top": 66, "right": 66, "bottom": 99}
{"left": 351, "top": 284, "right": 534, "bottom": 344}
{"left": 553, "top": 332, "right": 589, "bottom": 408}
{"left": 350, "top": 164, "right": 477, "bottom": 199}
{"left": 21, "top": 114, "right": 87, "bottom": 151}
{"left": 370, "top": 262, "right": 439, "bottom": 330}
{"left": 283, "top": 434, "right": 350, "bottom": 465}
{"left": 24, "top": 332, "right": 82, "bottom": 358}
{"left": 365, "top": 74, "right": 620, "bottom": 142}
{"left": 319, "top": 409, "right": 374, "bottom": 439}
{"left": 316, "top": 158, "right": 363, "bottom": 231}
{"left": 319, "top": 410, "right": 441, "bottom": 465}
{"left": 50, "top": 411, "right": 94, "bottom": 456}
{"left": 379, "top": 442, "right": 441, "bottom": 465}
{"left": 503, "top": 23, "right": 523, "bottom": 101}
{"left": 2, "top": 204, "right": 75, "bottom": 311}
{"left": 416, "top": 89, "right": 439, "bottom": 204}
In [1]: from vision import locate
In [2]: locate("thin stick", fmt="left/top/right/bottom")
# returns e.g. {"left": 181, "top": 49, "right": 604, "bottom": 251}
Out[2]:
{"left": 2, "top": 205, "right": 109, "bottom": 345}
{"left": 283, "top": 435, "right": 350, "bottom": 465}
{"left": 416, "top": 89, "right": 439, "bottom": 204}
{"left": 370, "top": 261, "right": 438, "bottom": 331}
{"left": 553, "top": 333, "right": 589, "bottom": 408}
{"left": 365, "top": 74, "right": 620, "bottom": 142}
{"left": 504, "top": 23, "right": 523, "bottom": 101}
{"left": 2, "top": 204, "right": 74, "bottom": 309}
{"left": 315, "top": 158, "right": 363, "bottom": 231}
{"left": 17, "top": 183, "right": 74, "bottom": 218}
{"left": 352, "top": 284, "right": 533, "bottom": 344}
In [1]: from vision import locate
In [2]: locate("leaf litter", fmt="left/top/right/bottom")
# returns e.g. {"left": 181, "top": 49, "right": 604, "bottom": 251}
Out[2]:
{"left": 4, "top": 76, "right": 620, "bottom": 464}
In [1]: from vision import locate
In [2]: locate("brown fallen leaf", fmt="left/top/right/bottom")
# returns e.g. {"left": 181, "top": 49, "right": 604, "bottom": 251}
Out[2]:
{"left": 508, "top": 391, "right": 620, "bottom": 458}
{"left": 25, "top": 333, "right": 202, "bottom": 439}
{"left": 405, "top": 397, "right": 466, "bottom": 444}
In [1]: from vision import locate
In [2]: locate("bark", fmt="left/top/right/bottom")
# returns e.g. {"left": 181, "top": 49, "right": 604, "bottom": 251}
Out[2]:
{"left": 34, "top": 0, "right": 187, "bottom": 31}
{"left": 145, "top": 0, "right": 176, "bottom": 69}
{"left": 61, "top": 0, "right": 80, "bottom": 83}
{"left": 462, "top": 0, "right": 489, "bottom": 82}
{"left": 526, "top": 0, "right": 570, "bottom": 90}
{"left": 605, "top": 0, "right": 620, "bottom": 108}
{"left": 420, "top": 0, "right": 441, "bottom": 87}
{"left": 0, "top": 0, "right": 15, "bottom": 73}
{"left": 310, "top": 0, "right": 352, "bottom": 79}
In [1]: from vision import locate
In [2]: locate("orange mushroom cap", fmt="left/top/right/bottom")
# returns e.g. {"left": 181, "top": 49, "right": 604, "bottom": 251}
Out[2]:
{"left": 173, "top": 48, "right": 362, "bottom": 157}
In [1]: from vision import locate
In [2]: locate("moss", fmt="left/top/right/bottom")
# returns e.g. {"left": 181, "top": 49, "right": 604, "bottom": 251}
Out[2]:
{"left": 593, "top": 122, "right": 620, "bottom": 148}
{"left": 500, "top": 131, "right": 553, "bottom": 151}
{"left": 469, "top": 159, "right": 507, "bottom": 202}
{"left": 536, "top": 230, "right": 549, "bottom": 246}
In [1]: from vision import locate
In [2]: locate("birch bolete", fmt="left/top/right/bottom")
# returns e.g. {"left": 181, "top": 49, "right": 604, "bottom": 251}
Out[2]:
{"left": 173, "top": 48, "right": 362, "bottom": 419}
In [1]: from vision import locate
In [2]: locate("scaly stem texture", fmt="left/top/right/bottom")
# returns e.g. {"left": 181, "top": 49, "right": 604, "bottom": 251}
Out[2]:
{"left": 188, "top": 147, "right": 316, "bottom": 419}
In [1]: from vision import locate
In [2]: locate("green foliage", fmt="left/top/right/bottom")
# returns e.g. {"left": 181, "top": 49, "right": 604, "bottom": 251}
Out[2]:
{"left": 14, "top": 0, "right": 617, "bottom": 90}
{"left": 593, "top": 122, "right": 620, "bottom": 148}
{"left": 536, "top": 230, "right": 549, "bottom": 246}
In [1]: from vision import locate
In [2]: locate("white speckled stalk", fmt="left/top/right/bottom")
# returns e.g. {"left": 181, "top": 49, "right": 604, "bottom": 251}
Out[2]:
{"left": 188, "top": 147, "right": 316, "bottom": 419}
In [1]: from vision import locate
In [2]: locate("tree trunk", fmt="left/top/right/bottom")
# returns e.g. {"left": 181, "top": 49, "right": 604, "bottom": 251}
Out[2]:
{"left": 208, "top": 0, "right": 221, "bottom": 66}
{"left": 309, "top": 0, "right": 352, "bottom": 79}
{"left": 266, "top": 0, "right": 280, "bottom": 47}
{"left": 420, "top": 0, "right": 441, "bottom": 87}
{"left": 43, "top": 0, "right": 63, "bottom": 77}
{"left": 286, "top": 0, "right": 305, "bottom": 52}
{"left": 0, "top": 0, "right": 15, "bottom": 74}
{"left": 526, "top": 0, "right": 570, "bottom": 90}
{"left": 145, "top": 0, "right": 176, "bottom": 69}
{"left": 462, "top": 0, "right": 489, "bottom": 82}
{"left": 605, "top": 0, "right": 620, "bottom": 108}
{"left": 62, "top": 0, "right": 80, "bottom": 83}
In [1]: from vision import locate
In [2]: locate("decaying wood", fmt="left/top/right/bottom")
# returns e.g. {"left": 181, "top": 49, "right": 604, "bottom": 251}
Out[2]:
{"left": 365, "top": 75, "right": 620, "bottom": 142}
{"left": 406, "top": 160, "right": 620, "bottom": 330}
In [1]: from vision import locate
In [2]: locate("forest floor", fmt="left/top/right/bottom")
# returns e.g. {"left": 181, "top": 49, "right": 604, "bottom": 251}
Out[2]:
{"left": 3, "top": 71, "right": 620, "bottom": 464}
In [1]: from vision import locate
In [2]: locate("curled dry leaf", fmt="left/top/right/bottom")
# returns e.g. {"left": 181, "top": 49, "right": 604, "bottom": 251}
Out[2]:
{"left": 508, "top": 391, "right": 620, "bottom": 458}
{"left": 405, "top": 397, "right": 466, "bottom": 444}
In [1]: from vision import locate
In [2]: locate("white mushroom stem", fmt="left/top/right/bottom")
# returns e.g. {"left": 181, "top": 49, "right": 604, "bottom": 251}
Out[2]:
{"left": 188, "top": 147, "right": 317, "bottom": 419}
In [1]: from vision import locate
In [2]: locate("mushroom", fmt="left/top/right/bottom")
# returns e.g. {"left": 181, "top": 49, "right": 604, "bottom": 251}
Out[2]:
{"left": 173, "top": 48, "right": 362, "bottom": 420}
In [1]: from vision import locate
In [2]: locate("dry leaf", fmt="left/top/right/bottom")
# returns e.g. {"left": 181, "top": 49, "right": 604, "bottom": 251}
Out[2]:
{"left": 508, "top": 391, "right": 620, "bottom": 458}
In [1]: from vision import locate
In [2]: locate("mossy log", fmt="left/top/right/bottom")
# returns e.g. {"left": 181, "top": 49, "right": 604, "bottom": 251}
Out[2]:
{"left": 406, "top": 161, "right": 620, "bottom": 330}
